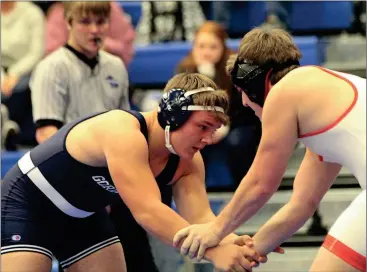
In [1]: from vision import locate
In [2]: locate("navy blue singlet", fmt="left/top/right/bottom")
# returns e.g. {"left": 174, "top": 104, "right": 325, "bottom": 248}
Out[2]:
{"left": 7, "top": 110, "right": 179, "bottom": 215}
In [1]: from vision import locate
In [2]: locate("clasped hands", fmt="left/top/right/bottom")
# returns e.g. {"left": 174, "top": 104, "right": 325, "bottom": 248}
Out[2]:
{"left": 173, "top": 222, "right": 284, "bottom": 272}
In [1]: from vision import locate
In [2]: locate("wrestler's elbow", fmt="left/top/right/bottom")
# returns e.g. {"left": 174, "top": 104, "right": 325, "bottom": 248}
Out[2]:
{"left": 132, "top": 200, "right": 162, "bottom": 227}
{"left": 253, "top": 175, "right": 280, "bottom": 199}
{"left": 134, "top": 211, "right": 153, "bottom": 228}
{"left": 257, "top": 180, "right": 277, "bottom": 196}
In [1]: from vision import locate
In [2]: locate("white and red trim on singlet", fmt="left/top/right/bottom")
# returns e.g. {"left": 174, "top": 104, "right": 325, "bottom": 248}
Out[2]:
{"left": 323, "top": 234, "right": 366, "bottom": 271}
{"left": 298, "top": 66, "right": 358, "bottom": 161}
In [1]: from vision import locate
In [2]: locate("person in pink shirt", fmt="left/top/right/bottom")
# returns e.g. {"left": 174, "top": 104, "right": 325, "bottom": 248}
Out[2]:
{"left": 45, "top": 1, "right": 135, "bottom": 65}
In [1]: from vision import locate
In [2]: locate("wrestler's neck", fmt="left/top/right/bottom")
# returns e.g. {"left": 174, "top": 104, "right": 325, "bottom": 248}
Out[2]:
{"left": 143, "top": 111, "right": 172, "bottom": 160}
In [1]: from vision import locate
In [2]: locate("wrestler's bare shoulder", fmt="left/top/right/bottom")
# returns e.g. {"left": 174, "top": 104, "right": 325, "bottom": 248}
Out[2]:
{"left": 277, "top": 66, "right": 349, "bottom": 95}
{"left": 279, "top": 66, "right": 324, "bottom": 87}
{"left": 97, "top": 110, "right": 141, "bottom": 129}
{"left": 70, "top": 110, "right": 143, "bottom": 146}
{"left": 72, "top": 110, "right": 141, "bottom": 139}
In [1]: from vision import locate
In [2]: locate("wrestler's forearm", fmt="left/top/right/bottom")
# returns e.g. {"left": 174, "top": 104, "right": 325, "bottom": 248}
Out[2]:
{"left": 252, "top": 202, "right": 315, "bottom": 256}
{"left": 215, "top": 177, "right": 274, "bottom": 239}
{"left": 136, "top": 202, "right": 190, "bottom": 245}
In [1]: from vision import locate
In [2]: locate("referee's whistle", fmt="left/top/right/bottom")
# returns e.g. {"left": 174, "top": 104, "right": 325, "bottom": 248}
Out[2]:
{"left": 94, "top": 37, "right": 102, "bottom": 47}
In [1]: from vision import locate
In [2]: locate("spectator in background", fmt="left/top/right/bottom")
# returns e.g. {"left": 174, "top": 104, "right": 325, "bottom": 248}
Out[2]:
{"left": 177, "top": 21, "right": 233, "bottom": 185}
{"left": 177, "top": 21, "right": 261, "bottom": 188}
{"left": 45, "top": 1, "right": 135, "bottom": 65}
{"left": 1, "top": 1, "right": 45, "bottom": 147}
{"left": 137, "top": 21, "right": 231, "bottom": 108}
{"left": 177, "top": 21, "right": 232, "bottom": 91}
{"left": 30, "top": 2, "right": 162, "bottom": 272}
{"left": 30, "top": 1, "right": 130, "bottom": 143}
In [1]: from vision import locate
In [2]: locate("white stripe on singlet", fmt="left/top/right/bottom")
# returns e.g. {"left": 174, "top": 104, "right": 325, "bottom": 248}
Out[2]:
{"left": 1, "top": 244, "right": 54, "bottom": 259}
{"left": 18, "top": 151, "right": 95, "bottom": 218}
{"left": 59, "top": 236, "right": 120, "bottom": 268}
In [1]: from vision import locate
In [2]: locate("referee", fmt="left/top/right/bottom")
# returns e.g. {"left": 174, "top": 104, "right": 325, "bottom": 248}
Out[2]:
{"left": 30, "top": 2, "right": 130, "bottom": 143}
{"left": 30, "top": 2, "right": 160, "bottom": 272}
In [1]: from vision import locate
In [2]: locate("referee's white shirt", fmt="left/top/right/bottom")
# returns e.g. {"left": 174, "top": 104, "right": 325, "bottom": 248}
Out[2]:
{"left": 30, "top": 46, "right": 130, "bottom": 125}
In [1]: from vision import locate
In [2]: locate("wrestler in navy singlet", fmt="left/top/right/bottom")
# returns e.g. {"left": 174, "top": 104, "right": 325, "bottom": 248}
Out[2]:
{"left": 1, "top": 110, "right": 179, "bottom": 269}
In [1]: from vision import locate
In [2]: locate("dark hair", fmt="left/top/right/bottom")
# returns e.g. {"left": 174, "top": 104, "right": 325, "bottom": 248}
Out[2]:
{"left": 226, "top": 27, "right": 302, "bottom": 85}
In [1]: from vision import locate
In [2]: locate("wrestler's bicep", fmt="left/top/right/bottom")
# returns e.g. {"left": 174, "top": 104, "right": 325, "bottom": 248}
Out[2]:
{"left": 104, "top": 130, "right": 162, "bottom": 214}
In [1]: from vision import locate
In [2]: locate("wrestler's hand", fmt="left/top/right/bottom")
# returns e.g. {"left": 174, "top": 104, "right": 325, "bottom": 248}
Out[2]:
{"left": 232, "top": 235, "right": 266, "bottom": 265}
{"left": 208, "top": 243, "right": 259, "bottom": 272}
{"left": 233, "top": 235, "right": 284, "bottom": 255}
{"left": 173, "top": 222, "right": 221, "bottom": 261}
{"left": 232, "top": 235, "right": 284, "bottom": 267}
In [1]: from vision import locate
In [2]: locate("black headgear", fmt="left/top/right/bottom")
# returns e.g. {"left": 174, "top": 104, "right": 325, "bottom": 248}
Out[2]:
{"left": 157, "top": 87, "right": 225, "bottom": 154}
{"left": 231, "top": 58, "right": 300, "bottom": 106}
{"left": 158, "top": 87, "right": 224, "bottom": 131}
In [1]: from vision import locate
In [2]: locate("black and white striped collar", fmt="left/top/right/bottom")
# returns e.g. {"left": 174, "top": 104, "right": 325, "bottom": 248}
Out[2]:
{"left": 64, "top": 44, "right": 99, "bottom": 70}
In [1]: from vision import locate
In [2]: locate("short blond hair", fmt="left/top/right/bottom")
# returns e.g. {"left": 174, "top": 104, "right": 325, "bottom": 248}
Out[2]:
{"left": 164, "top": 73, "right": 230, "bottom": 125}
{"left": 64, "top": 2, "right": 111, "bottom": 22}
{"left": 226, "top": 28, "right": 302, "bottom": 84}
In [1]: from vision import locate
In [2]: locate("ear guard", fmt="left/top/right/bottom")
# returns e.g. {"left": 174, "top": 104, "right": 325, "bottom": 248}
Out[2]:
{"left": 231, "top": 59, "right": 300, "bottom": 106}
{"left": 157, "top": 87, "right": 224, "bottom": 131}
{"left": 157, "top": 87, "right": 225, "bottom": 154}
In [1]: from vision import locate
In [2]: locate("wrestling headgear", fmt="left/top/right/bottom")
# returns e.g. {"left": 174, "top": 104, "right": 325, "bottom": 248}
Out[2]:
{"left": 231, "top": 58, "right": 300, "bottom": 106}
{"left": 157, "top": 87, "right": 225, "bottom": 154}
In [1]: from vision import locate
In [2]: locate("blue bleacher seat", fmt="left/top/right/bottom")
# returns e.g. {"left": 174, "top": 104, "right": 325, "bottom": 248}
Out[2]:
{"left": 209, "top": 1, "right": 353, "bottom": 35}
{"left": 128, "top": 37, "right": 324, "bottom": 86}
{"left": 1, "top": 151, "right": 26, "bottom": 179}
{"left": 289, "top": 1, "right": 354, "bottom": 31}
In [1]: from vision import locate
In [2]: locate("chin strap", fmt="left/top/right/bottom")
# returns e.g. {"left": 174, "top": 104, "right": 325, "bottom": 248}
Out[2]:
{"left": 165, "top": 126, "right": 177, "bottom": 154}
